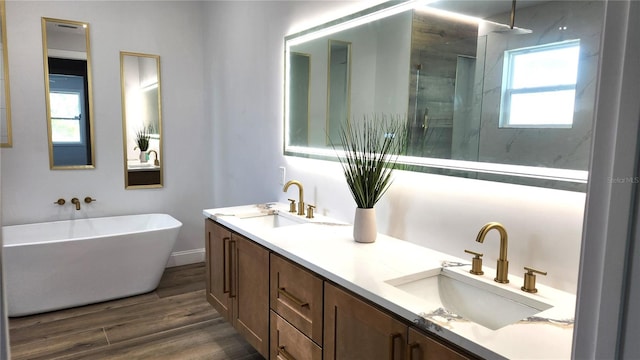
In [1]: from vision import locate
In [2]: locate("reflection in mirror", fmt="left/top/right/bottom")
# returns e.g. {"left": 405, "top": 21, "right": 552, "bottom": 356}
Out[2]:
{"left": 120, "top": 52, "right": 163, "bottom": 189}
{"left": 42, "top": 17, "right": 94, "bottom": 169}
{"left": 0, "top": 0, "right": 11, "bottom": 147}
{"left": 326, "top": 40, "right": 351, "bottom": 145}
{"left": 288, "top": 52, "right": 310, "bottom": 146}
{"left": 284, "top": 1, "right": 605, "bottom": 190}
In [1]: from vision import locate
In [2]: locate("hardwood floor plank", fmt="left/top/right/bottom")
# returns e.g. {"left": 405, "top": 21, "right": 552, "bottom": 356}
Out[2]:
{"left": 156, "top": 265, "right": 207, "bottom": 298}
{"left": 10, "top": 290, "right": 207, "bottom": 345}
{"left": 9, "top": 328, "right": 108, "bottom": 360}
{"left": 57, "top": 319, "right": 262, "bottom": 360}
{"left": 8, "top": 292, "right": 160, "bottom": 330}
{"left": 105, "top": 296, "right": 217, "bottom": 343}
{"left": 8, "top": 263, "right": 263, "bottom": 360}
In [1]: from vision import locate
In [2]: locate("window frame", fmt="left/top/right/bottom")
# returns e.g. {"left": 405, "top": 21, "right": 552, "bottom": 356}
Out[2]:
{"left": 499, "top": 39, "right": 581, "bottom": 129}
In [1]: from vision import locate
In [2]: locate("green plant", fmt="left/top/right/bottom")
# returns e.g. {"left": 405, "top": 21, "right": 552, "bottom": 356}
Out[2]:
{"left": 135, "top": 127, "right": 150, "bottom": 151}
{"left": 332, "top": 115, "right": 406, "bottom": 209}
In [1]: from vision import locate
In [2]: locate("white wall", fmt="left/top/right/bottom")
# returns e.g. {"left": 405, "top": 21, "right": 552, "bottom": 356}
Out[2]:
{"left": 1, "top": 1, "right": 209, "bottom": 265}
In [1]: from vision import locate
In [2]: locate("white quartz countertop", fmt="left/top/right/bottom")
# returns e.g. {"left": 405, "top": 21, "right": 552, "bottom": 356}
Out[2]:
{"left": 203, "top": 203, "right": 576, "bottom": 360}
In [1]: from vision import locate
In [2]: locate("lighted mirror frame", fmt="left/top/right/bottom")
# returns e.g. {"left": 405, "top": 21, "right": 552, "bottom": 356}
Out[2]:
{"left": 283, "top": 0, "right": 591, "bottom": 190}
{"left": 0, "top": 0, "right": 11, "bottom": 147}
{"left": 42, "top": 17, "right": 95, "bottom": 169}
{"left": 120, "top": 51, "right": 163, "bottom": 190}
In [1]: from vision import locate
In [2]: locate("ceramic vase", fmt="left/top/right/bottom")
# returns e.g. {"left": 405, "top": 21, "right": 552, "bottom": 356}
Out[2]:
{"left": 353, "top": 207, "right": 377, "bottom": 243}
{"left": 139, "top": 150, "right": 148, "bottom": 163}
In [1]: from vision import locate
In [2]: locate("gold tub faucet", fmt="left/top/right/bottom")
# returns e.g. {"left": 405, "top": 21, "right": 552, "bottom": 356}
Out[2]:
{"left": 283, "top": 180, "right": 305, "bottom": 216}
{"left": 475, "top": 222, "right": 509, "bottom": 283}
{"left": 71, "top": 197, "right": 81, "bottom": 210}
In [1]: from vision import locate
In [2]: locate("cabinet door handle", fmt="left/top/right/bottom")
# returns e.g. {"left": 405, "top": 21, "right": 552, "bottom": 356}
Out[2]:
{"left": 278, "top": 345, "right": 296, "bottom": 360}
{"left": 278, "top": 287, "right": 309, "bottom": 308}
{"left": 222, "top": 237, "right": 231, "bottom": 294}
{"left": 229, "top": 239, "right": 237, "bottom": 298}
{"left": 388, "top": 332, "right": 402, "bottom": 360}
{"left": 406, "top": 342, "right": 420, "bottom": 360}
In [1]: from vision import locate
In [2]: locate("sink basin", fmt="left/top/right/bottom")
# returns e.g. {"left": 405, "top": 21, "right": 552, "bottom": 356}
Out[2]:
{"left": 236, "top": 212, "right": 304, "bottom": 229}
{"left": 386, "top": 268, "right": 552, "bottom": 330}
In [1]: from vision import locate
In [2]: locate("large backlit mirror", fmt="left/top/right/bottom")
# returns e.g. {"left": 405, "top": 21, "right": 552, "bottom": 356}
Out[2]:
{"left": 42, "top": 17, "right": 95, "bottom": 169}
{"left": 120, "top": 52, "right": 163, "bottom": 189}
{"left": 284, "top": 0, "right": 605, "bottom": 191}
{"left": 0, "top": 0, "right": 12, "bottom": 147}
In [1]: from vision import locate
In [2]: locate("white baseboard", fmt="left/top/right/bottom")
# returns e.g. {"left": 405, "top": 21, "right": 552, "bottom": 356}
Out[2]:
{"left": 166, "top": 248, "right": 205, "bottom": 267}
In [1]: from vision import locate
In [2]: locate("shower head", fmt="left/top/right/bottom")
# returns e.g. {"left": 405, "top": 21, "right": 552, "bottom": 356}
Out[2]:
{"left": 489, "top": 0, "right": 532, "bottom": 35}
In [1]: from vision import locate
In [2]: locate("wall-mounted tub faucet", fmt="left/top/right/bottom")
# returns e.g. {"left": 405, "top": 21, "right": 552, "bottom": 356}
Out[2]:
{"left": 475, "top": 222, "right": 509, "bottom": 283}
{"left": 71, "top": 198, "right": 81, "bottom": 210}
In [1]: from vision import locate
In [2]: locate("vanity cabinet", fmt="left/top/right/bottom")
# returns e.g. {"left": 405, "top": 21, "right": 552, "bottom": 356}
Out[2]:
{"left": 205, "top": 219, "right": 269, "bottom": 358}
{"left": 324, "top": 282, "right": 474, "bottom": 360}
{"left": 205, "top": 219, "right": 232, "bottom": 321}
{"left": 407, "top": 328, "right": 471, "bottom": 360}
{"left": 324, "top": 282, "right": 407, "bottom": 360}
{"left": 206, "top": 218, "right": 477, "bottom": 360}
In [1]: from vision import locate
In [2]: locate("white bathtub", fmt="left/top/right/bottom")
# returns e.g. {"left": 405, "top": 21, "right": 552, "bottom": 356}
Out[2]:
{"left": 2, "top": 213, "right": 182, "bottom": 317}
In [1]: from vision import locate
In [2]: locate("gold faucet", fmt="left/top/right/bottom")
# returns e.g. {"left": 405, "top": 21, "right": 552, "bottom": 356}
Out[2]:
{"left": 283, "top": 180, "right": 305, "bottom": 216}
{"left": 148, "top": 150, "right": 160, "bottom": 166}
{"left": 71, "top": 197, "right": 81, "bottom": 211}
{"left": 475, "top": 222, "right": 509, "bottom": 283}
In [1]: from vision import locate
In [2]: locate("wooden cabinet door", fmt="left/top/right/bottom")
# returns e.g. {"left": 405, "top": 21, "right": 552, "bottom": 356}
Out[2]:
{"left": 407, "top": 328, "right": 471, "bottom": 360}
{"left": 324, "top": 283, "right": 407, "bottom": 360}
{"left": 233, "top": 234, "right": 270, "bottom": 358}
{"left": 205, "top": 219, "right": 232, "bottom": 322}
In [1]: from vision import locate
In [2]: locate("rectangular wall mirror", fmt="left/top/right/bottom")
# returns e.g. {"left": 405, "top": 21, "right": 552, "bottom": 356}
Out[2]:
{"left": 42, "top": 17, "right": 95, "bottom": 169}
{"left": 0, "top": 0, "right": 11, "bottom": 147}
{"left": 284, "top": 0, "right": 605, "bottom": 191}
{"left": 120, "top": 51, "right": 163, "bottom": 189}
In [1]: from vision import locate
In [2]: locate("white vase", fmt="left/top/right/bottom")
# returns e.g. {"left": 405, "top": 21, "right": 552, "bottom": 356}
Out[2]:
{"left": 353, "top": 207, "right": 377, "bottom": 243}
{"left": 139, "top": 150, "right": 148, "bottom": 163}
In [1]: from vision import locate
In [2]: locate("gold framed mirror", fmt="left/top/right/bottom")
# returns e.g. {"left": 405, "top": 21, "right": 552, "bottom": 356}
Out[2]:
{"left": 0, "top": 0, "right": 11, "bottom": 147}
{"left": 42, "top": 17, "right": 95, "bottom": 169}
{"left": 120, "top": 51, "right": 163, "bottom": 189}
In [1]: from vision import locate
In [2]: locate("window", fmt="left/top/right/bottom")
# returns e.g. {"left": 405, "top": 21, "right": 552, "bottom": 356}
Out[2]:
{"left": 500, "top": 40, "right": 580, "bottom": 128}
{"left": 50, "top": 91, "right": 82, "bottom": 143}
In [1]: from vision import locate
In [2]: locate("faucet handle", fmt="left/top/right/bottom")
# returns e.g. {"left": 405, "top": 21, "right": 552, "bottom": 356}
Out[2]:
{"left": 84, "top": 197, "right": 97, "bottom": 204}
{"left": 287, "top": 199, "right": 296, "bottom": 213}
{"left": 521, "top": 266, "right": 547, "bottom": 293}
{"left": 464, "top": 249, "right": 484, "bottom": 275}
{"left": 54, "top": 198, "right": 66, "bottom": 205}
{"left": 306, "top": 204, "right": 315, "bottom": 219}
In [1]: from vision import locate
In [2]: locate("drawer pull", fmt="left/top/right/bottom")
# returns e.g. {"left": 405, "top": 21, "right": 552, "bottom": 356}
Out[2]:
{"left": 278, "top": 345, "right": 297, "bottom": 360}
{"left": 389, "top": 332, "right": 402, "bottom": 360}
{"left": 407, "top": 342, "right": 420, "bottom": 360}
{"left": 223, "top": 237, "right": 231, "bottom": 294}
{"left": 278, "top": 287, "right": 309, "bottom": 308}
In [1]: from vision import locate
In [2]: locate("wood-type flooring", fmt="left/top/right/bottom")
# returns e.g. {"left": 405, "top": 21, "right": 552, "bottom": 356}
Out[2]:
{"left": 8, "top": 262, "right": 263, "bottom": 360}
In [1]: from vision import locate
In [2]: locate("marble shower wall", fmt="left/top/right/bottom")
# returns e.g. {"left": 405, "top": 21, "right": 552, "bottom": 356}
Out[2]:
{"left": 476, "top": 1, "right": 604, "bottom": 170}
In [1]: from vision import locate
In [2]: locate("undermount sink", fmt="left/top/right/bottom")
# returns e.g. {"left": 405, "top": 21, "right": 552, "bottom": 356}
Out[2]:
{"left": 386, "top": 268, "right": 553, "bottom": 330}
{"left": 236, "top": 212, "right": 304, "bottom": 229}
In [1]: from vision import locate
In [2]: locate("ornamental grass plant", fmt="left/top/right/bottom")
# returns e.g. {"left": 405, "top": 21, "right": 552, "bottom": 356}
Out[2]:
{"left": 333, "top": 115, "right": 407, "bottom": 209}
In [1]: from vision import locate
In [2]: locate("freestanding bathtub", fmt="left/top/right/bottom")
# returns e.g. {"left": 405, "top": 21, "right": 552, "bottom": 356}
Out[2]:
{"left": 3, "top": 213, "right": 182, "bottom": 317}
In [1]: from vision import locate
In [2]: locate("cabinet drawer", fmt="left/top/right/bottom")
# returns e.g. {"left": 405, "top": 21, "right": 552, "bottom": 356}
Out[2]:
{"left": 271, "top": 311, "right": 322, "bottom": 360}
{"left": 270, "top": 254, "right": 323, "bottom": 344}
